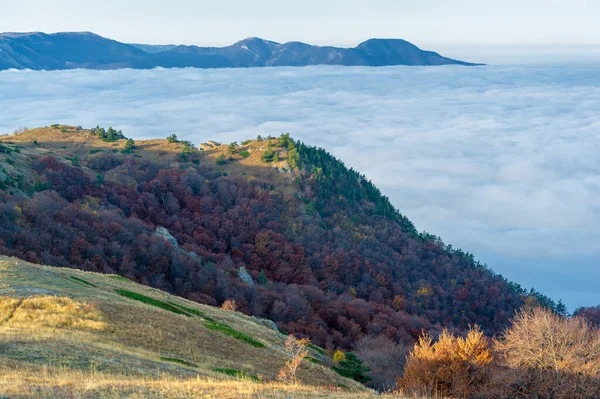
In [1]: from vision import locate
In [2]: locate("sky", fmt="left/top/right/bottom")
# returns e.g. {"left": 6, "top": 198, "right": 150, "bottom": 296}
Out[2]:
{"left": 1, "top": 65, "right": 599, "bottom": 311}
{"left": 2, "top": 0, "right": 600, "bottom": 51}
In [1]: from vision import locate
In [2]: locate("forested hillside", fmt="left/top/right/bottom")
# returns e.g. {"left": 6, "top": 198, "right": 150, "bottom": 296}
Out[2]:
{"left": 0, "top": 126, "right": 561, "bottom": 352}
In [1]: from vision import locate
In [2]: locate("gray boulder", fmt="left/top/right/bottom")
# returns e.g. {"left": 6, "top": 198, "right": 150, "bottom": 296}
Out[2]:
{"left": 252, "top": 316, "right": 279, "bottom": 332}
{"left": 238, "top": 267, "right": 255, "bottom": 287}
{"left": 154, "top": 226, "right": 178, "bottom": 247}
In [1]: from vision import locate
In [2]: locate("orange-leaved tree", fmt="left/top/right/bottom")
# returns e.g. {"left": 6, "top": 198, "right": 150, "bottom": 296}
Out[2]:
{"left": 277, "top": 335, "right": 310, "bottom": 384}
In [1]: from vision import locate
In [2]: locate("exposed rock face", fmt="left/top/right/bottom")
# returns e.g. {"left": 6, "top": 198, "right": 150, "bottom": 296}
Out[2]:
{"left": 153, "top": 227, "right": 202, "bottom": 261}
{"left": 238, "top": 267, "right": 255, "bottom": 287}
{"left": 252, "top": 316, "right": 279, "bottom": 332}
{"left": 154, "top": 227, "right": 178, "bottom": 247}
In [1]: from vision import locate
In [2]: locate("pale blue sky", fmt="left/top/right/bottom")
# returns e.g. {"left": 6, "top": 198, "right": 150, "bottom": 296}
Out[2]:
{"left": 3, "top": 0, "right": 600, "bottom": 48}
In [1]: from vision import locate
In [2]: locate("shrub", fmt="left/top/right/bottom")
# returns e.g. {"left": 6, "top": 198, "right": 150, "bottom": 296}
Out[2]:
{"left": 261, "top": 145, "right": 277, "bottom": 163}
{"left": 333, "top": 350, "right": 345, "bottom": 364}
{"left": 216, "top": 153, "right": 226, "bottom": 165}
{"left": 166, "top": 134, "right": 178, "bottom": 143}
{"left": 475, "top": 309, "right": 600, "bottom": 399}
{"left": 333, "top": 352, "right": 371, "bottom": 384}
{"left": 86, "top": 152, "right": 123, "bottom": 171}
{"left": 495, "top": 307, "right": 600, "bottom": 376}
{"left": 222, "top": 299, "right": 237, "bottom": 311}
{"left": 398, "top": 326, "right": 492, "bottom": 398}
{"left": 239, "top": 150, "right": 250, "bottom": 158}
{"left": 574, "top": 305, "right": 600, "bottom": 328}
{"left": 355, "top": 335, "right": 407, "bottom": 391}
{"left": 228, "top": 142, "right": 237, "bottom": 154}
{"left": 123, "top": 138, "right": 135, "bottom": 152}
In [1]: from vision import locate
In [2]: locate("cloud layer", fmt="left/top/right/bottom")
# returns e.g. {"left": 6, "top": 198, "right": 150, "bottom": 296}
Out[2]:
{"left": 1, "top": 65, "right": 599, "bottom": 309}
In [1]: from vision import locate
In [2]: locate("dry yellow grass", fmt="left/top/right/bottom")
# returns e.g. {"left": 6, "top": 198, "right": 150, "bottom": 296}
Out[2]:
{"left": 0, "top": 296, "right": 106, "bottom": 331}
{"left": 0, "top": 361, "right": 399, "bottom": 399}
{"left": 0, "top": 256, "right": 392, "bottom": 398}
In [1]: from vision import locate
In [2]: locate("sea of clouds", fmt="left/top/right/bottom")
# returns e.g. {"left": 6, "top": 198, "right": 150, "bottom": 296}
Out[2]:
{"left": 1, "top": 65, "right": 598, "bottom": 310}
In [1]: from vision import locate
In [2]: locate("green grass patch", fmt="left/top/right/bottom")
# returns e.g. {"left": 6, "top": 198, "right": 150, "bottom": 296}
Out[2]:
{"left": 204, "top": 320, "right": 265, "bottom": 348}
{"left": 70, "top": 276, "right": 97, "bottom": 287}
{"left": 307, "top": 357, "right": 322, "bottom": 365}
{"left": 115, "top": 289, "right": 191, "bottom": 317}
{"left": 308, "top": 344, "right": 325, "bottom": 355}
{"left": 168, "top": 302, "right": 206, "bottom": 318}
{"left": 213, "top": 368, "right": 260, "bottom": 382}
{"left": 89, "top": 149, "right": 103, "bottom": 154}
{"left": 160, "top": 356, "right": 198, "bottom": 368}
{"left": 108, "top": 275, "right": 131, "bottom": 283}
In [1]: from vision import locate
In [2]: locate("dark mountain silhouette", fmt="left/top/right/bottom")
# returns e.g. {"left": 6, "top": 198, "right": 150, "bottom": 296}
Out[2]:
{"left": 0, "top": 32, "right": 482, "bottom": 71}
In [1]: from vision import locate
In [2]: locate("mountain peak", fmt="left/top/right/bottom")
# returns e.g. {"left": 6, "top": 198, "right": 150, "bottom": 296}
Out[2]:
{"left": 233, "top": 37, "right": 281, "bottom": 47}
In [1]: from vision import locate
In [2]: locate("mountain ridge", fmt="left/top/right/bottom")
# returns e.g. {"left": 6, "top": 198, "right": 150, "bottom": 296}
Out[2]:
{"left": 0, "top": 125, "right": 566, "bottom": 391}
{"left": 0, "top": 31, "right": 483, "bottom": 70}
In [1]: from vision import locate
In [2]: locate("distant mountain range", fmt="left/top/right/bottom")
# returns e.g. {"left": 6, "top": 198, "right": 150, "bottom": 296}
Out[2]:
{"left": 0, "top": 32, "right": 482, "bottom": 71}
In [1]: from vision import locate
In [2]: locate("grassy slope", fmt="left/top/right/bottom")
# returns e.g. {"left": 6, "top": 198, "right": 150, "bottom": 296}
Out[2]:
{"left": 0, "top": 255, "right": 388, "bottom": 398}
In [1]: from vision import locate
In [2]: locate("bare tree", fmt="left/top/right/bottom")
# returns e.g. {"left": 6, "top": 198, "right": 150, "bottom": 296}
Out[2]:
{"left": 355, "top": 335, "right": 407, "bottom": 391}
{"left": 495, "top": 307, "right": 600, "bottom": 376}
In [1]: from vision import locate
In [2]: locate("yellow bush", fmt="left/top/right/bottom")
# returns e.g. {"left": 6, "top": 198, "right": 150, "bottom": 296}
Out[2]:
{"left": 221, "top": 299, "right": 237, "bottom": 312}
{"left": 398, "top": 326, "right": 492, "bottom": 398}
{"left": 333, "top": 350, "right": 346, "bottom": 364}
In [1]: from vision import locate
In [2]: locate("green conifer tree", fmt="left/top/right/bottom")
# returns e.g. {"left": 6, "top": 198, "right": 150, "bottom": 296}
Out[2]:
{"left": 333, "top": 352, "right": 371, "bottom": 384}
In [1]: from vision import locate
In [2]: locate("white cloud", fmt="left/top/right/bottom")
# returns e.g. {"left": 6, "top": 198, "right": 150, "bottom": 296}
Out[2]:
{"left": 1, "top": 65, "right": 599, "bottom": 310}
